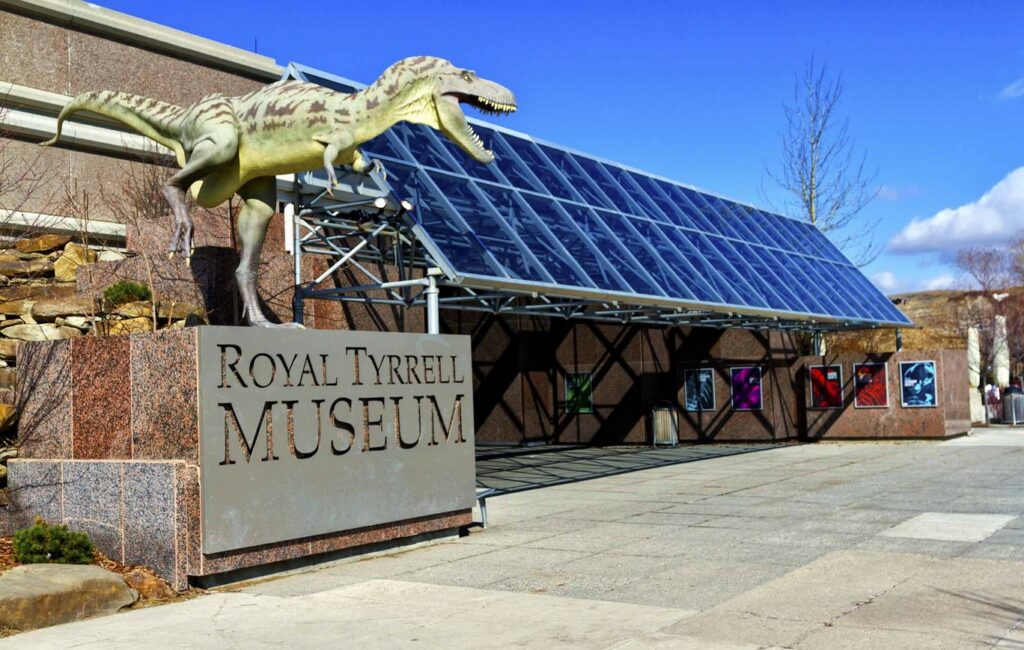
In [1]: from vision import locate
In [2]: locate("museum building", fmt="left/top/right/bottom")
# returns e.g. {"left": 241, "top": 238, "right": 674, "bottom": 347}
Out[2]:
{"left": 0, "top": 0, "right": 969, "bottom": 449}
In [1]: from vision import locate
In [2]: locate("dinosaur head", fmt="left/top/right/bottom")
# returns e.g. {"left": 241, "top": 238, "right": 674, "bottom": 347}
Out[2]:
{"left": 382, "top": 57, "right": 516, "bottom": 164}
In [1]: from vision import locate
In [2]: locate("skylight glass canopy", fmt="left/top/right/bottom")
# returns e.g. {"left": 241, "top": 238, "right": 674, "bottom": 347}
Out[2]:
{"left": 284, "top": 63, "right": 911, "bottom": 329}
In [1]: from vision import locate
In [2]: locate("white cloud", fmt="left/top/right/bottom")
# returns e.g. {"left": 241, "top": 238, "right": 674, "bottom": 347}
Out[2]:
{"left": 871, "top": 271, "right": 899, "bottom": 294}
{"left": 924, "top": 274, "right": 955, "bottom": 291}
{"left": 1000, "top": 76, "right": 1024, "bottom": 100}
{"left": 888, "top": 167, "right": 1024, "bottom": 254}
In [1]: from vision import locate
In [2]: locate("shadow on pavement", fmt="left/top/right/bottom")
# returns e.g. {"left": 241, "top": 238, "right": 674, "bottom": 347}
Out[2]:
{"left": 476, "top": 443, "right": 789, "bottom": 495}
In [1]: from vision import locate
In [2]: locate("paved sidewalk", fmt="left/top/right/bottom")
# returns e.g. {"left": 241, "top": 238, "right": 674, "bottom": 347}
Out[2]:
{"left": 6, "top": 429, "right": 1024, "bottom": 648}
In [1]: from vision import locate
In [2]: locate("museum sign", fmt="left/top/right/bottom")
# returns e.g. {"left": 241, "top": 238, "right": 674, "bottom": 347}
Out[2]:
{"left": 197, "top": 328, "right": 476, "bottom": 554}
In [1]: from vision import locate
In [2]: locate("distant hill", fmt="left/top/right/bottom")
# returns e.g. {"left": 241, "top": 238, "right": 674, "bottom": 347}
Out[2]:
{"left": 827, "top": 289, "right": 978, "bottom": 353}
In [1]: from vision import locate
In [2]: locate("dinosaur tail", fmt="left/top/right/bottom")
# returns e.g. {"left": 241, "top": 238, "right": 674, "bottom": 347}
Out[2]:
{"left": 41, "top": 90, "right": 185, "bottom": 157}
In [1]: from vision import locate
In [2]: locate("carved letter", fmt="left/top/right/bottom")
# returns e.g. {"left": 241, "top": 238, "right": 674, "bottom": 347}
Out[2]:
{"left": 361, "top": 397, "right": 388, "bottom": 452}
{"left": 249, "top": 353, "right": 276, "bottom": 388}
{"left": 424, "top": 394, "right": 465, "bottom": 445}
{"left": 369, "top": 354, "right": 387, "bottom": 386}
{"left": 329, "top": 397, "right": 355, "bottom": 455}
{"left": 345, "top": 347, "right": 368, "bottom": 385}
{"left": 275, "top": 354, "right": 298, "bottom": 387}
{"left": 450, "top": 355, "right": 465, "bottom": 383}
{"left": 393, "top": 396, "right": 419, "bottom": 449}
{"left": 388, "top": 355, "right": 405, "bottom": 384}
{"left": 422, "top": 355, "right": 435, "bottom": 384}
{"left": 219, "top": 401, "right": 279, "bottom": 464}
{"left": 320, "top": 353, "right": 339, "bottom": 386}
{"left": 285, "top": 399, "right": 321, "bottom": 459}
{"left": 406, "top": 355, "right": 421, "bottom": 384}
{"left": 298, "top": 355, "right": 319, "bottom": 387}
{"left": 219, "top": 344, "right": 247, "bottom": 388}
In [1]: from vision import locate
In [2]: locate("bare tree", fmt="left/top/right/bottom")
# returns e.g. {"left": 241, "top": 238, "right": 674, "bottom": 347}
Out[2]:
{"left": 0, "top": 106, "right": 59, "bottom": 243}
{"left": 950, "top": 246, "right": 1024, "bottom": 390}
{"left": 955, "top": 247, "right": 1009, "bottom": 292}
{"left": 766, "top": 57, "right": 880, "bottom": 265}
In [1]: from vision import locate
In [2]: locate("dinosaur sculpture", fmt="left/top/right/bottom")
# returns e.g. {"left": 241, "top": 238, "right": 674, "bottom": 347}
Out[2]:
{"left": 41, "top": 56, "right": 516, "bottom": 327}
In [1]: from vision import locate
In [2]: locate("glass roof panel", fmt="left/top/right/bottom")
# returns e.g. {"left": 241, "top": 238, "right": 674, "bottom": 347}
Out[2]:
{"left": 522, "top": 195, "right": 632, "bottom": 293}
{"left": 558, "top": 202, "right": 666, "bottom": 297}
{"left": 425, "top": 170, "right": 546, "bottom": 282}
{"left": 287, "top": 61, "right": 912, "bottom": 327}
{"left": 383, "top": 162, "right": 498, "bottom": 277}
{"left": 497, "top": 134, "right": 578, "bottom": 200}
{"left": 538, "top": 145, "right": 616, "bottom": 209}
{"left": 475, "top": 183, "right": 595, "bottom": 288}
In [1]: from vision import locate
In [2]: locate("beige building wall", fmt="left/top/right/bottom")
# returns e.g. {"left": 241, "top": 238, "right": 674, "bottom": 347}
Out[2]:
{"left": 0, "top": 0, "right": 281, "bottom": 228}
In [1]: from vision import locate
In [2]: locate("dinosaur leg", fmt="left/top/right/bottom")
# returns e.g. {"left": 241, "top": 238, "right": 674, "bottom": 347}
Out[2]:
{"left": 163, "top": 132, "right": 238, "bottom": 260}
{"left": 235, "top": 177, "right": 303, "bottom": 328}
{"left": 351, "top": 148, "right": 386, "bottom": 180}
{"left": 322, "top": 142, "right": 340, "bottom": 197}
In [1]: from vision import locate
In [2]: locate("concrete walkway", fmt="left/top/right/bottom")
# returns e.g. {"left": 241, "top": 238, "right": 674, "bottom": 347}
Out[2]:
{"left": 7, "top": 429, "right": 1024, "bottom": 648}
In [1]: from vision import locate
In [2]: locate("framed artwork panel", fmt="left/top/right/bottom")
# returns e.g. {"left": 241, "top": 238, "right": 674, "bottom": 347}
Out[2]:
{"left": 853, "top": 363, "right": 889, "bottom": 408}
{"left": 730, "top": 366, "right": 762, "bottom": 411}
{"left": 899, "top": 361, "right": 938, "bottom": 408}
{"left": 809, "top": 365, "right": 843, "bottom": 409}
{"left": 684, "top": 368, "right": 716, "bottom": 412}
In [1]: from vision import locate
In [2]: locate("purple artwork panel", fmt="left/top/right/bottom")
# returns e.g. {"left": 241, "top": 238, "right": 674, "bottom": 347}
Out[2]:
{"left": 731, "top": 366, "right": 762, "bottom": 411}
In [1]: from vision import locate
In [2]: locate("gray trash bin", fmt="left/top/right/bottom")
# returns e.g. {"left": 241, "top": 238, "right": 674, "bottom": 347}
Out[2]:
{"left": 1002, "top": 393, "right": 1024, "bottom": 425}
{"left": 651, "top": 403, "right": 679, "bottom": 448}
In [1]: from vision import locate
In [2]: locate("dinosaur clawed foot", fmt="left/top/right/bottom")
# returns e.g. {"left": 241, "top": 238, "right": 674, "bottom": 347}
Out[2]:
{"left": 168, "top": 217, "right": 195, "bottom": 266}
{"left": 241, "top": 302, "right": 305, "bottom": 329}
{"left": 370, "top": 158, "right": 387, "bottom": 182}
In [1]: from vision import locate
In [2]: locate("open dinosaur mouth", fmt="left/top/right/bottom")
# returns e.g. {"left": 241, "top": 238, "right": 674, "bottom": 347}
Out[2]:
{"left": 442, "top": 93, "right": 516, "bottom": 162}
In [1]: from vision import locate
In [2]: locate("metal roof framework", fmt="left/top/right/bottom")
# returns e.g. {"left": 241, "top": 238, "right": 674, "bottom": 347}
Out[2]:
{"left": 282, "top": 63, "right": 911, "bottom": 333}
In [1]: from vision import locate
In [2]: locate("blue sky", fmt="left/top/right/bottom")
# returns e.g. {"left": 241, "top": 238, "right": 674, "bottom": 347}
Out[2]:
{"left": 96, "top": 0, "right": 1024, "bottom": 294}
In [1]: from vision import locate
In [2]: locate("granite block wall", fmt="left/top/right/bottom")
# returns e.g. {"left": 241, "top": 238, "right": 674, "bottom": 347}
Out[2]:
{"left": 797, "top": 350, "right": 970, "bottom": 440}
{"left": 16, "top": 329, "right": 199, "bottom": 462}
{"left": 10, "top": 330, "right": 472, "bottom": 590}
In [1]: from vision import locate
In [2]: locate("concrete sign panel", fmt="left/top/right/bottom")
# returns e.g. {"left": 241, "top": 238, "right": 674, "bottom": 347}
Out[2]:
{"left": 197, "top": 328, "right": 475, "bottom": 554}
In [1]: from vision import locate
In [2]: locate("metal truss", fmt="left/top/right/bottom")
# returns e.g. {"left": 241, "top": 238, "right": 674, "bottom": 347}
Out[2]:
{"left": 281, "top": 63, "right": 903, "bottom": 334}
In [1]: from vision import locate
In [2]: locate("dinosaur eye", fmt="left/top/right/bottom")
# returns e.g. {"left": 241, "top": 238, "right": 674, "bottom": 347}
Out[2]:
{"left": 461, "top": 70, "right": 475, "bottom": 82}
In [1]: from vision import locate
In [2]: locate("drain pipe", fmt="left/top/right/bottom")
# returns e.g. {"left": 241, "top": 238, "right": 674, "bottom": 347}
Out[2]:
{"left": 425, "top": 267, "right": 442, "bottom": 335}
{"left": 378, "top": 267, "right": 443, "bottom": 335}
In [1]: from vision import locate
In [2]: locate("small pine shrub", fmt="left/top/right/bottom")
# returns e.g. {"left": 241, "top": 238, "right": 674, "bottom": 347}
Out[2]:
{"left": 103, "top": 280, "right": 152, "bottom": 306}
{"left": 13, "top": 517, "right": 94, "bottom": 564}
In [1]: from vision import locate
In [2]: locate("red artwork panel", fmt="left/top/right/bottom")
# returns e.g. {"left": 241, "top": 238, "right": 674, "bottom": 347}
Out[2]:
{"left": 809, "top": 365, "right": 843, "bottom": 409}
{"left": 853, "top": 363, "right": 889, "bottom": 408}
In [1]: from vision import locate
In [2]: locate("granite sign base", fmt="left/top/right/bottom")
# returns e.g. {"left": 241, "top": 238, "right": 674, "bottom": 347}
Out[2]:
{"left": 6, "top": 328, "right": 476, "bottom": 590}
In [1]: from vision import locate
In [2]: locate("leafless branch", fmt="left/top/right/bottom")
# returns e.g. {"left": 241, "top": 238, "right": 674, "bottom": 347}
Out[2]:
{"left": 764, "top": 57, "right": 880, "bottom": 266}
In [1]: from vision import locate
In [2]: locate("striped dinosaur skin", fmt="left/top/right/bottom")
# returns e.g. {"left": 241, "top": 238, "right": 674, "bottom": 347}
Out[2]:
{"left": 41, "top": 56, "right": 516, "bottom": 327}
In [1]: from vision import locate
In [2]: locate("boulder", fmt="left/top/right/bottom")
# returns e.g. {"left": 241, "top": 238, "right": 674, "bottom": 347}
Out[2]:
{"left": 156, "top": 301, "right": 206, "bottom": 322}
{"left": 30, "top": 297, "right": 94, "bottom": 321}
{"left": 2, "top": 323, "right": 68, "bottom": 341}
{"left": 114, "top": 301, "right": 152, "bottom": 318}
{"left": 0, "top": 301, "right": 28, "bottom": 316}
{"left": 96, "top": 250, "right": 127, "bottom": 263}
{"left": 105, "top": 317, "right": 152, "bottom": 336}
{"left": 0, "top": 258, "right": 53, "bottom": 278}
{"left": 0, "top": 284, "right": 78, "bottom": 302}
{"left": 122, "top": 568, "right": 177, "bottom": 600}
{"left": 54, "top": 243, "right": 97, "bottom": 283}
{"left": 15, "top": 234, "right": 72, "bottom": 255}
{"left": 58, "top": 326, "right": 82, "bottom": 339}
{"left": 0, "top": 564, "right": 137, "bottom": 631}
{"left": 61, "top": 316, "right": 92, "bottom": 330}
{"left": 0, "top": 403, "right": 11, "bottom": 433}
{"left": 0, "top": 368, "right": 15, "bottom": 389}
